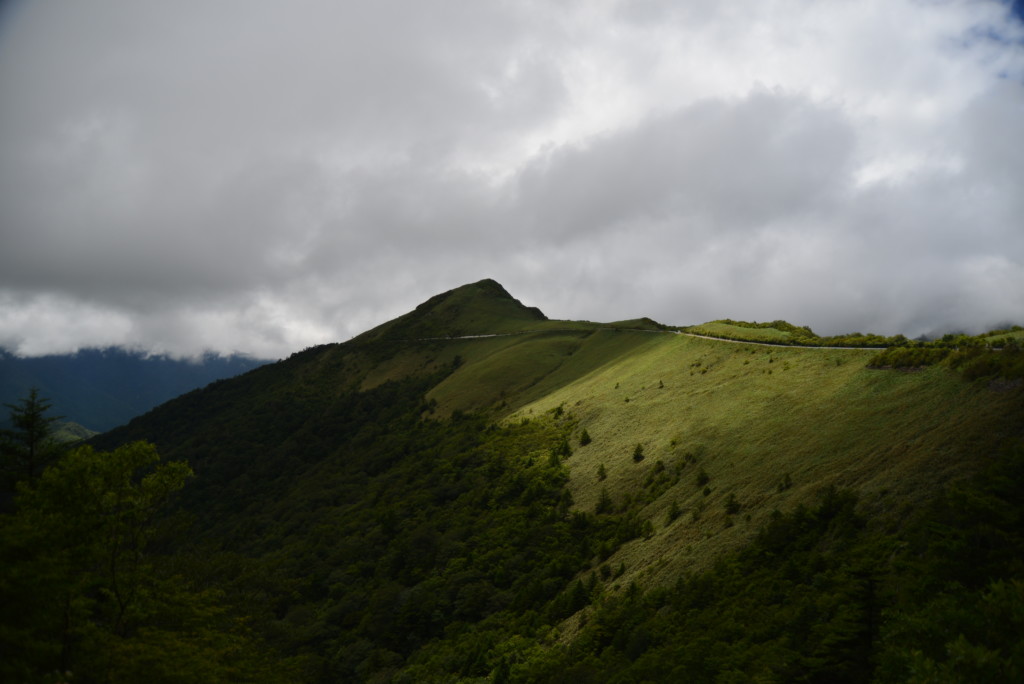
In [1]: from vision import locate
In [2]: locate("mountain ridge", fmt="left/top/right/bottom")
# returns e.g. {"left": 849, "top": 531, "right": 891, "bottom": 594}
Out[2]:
{"left": 10, "top": 278, "right": 1022, "bottom": 682}
{"left": 94, "top": 280, "right": 1023, "bottom": 572}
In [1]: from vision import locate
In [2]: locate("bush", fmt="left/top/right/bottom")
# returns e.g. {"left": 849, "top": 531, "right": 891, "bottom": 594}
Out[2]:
{"left": 696, "top": 468, "right": 710, "bottom": 487}
{"left": 868, "top": 347, "right": 950, "bottom": 369}
{"left": 666, "top": 501, "right": 681, "bottom": 525}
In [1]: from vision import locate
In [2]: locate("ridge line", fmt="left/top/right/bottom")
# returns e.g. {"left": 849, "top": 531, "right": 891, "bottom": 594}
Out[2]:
{"left": 396, "top": 328, "right": 886, "bottom": 350}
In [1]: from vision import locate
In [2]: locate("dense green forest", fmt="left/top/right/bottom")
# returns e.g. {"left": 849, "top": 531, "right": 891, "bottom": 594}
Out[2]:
{"left": 2, "top": 372, "right": 650, "bottom": 681}
{"left": 2, "top": 280, "right": 1022, "bottom": 682}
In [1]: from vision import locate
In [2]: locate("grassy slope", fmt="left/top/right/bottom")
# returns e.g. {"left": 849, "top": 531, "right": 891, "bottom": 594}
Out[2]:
{"left": 52, "top": 421, "right": 99, "bottom": 443}
{"left": 986, "top": 330, "right": 1024, "bottom": 344}
{"left": 498, "top": 333, "right": 1023, "bottom": 599}
{"left": 358, "top": 329, "right": 666, "bottom": 415}
{"left": 686, "top": 321, "right": 795, "bottom": 343}
{"left": 346, "top": 296, "right": 1023, "bottom": 603}
{"left": 363, "top": 311, "right": 1023, "bottom": 602}
{"left": 425, "top": 330, "right": 663, "bottom": 414}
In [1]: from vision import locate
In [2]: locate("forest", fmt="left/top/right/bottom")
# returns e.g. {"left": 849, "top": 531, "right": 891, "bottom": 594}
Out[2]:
{"left": 2, "top": 378, "right": 1022, "bottom": 682}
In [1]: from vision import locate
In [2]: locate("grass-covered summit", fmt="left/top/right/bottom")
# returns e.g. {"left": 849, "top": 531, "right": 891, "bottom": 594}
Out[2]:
{"left": 353, "top": 278, "right": 549, "bottom": 342}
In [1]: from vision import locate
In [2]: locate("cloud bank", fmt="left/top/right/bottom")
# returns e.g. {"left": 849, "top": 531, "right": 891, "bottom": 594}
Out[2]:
{"left": 1, "top": 0, "right": 1022, "bottom": 357}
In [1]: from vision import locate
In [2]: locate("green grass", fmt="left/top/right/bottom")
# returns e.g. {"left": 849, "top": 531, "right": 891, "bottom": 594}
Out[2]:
{"left": 425, "top": 329, "right": 670, "bottom": 415}
{"left": 506, "top": 334, "right": 1024, "bottom": 592}
{"left": 353, "top": 308, "right": 1023, "bottom": 597}
{"left": 686, "top": 321, "right": 796, "bottom": 343}
{"left": 52, "top": 421, "right": 99, "bottom": 443}
{"left": 985, "top": 330, "right": 1024, "bottom": 344}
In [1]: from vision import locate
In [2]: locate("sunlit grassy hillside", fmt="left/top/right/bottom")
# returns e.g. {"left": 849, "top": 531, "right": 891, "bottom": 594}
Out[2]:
{"left": 685, "top": 321, "right": 798, "bottom": 343}
{"left": 363, "top": 301, "right": 1023, "bottom": 599}
{"left": 497, "top": 333, "right": 1022, "bottom": 592}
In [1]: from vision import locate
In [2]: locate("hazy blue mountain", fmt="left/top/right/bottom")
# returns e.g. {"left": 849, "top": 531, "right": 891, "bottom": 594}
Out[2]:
{"left": 0, "top": 347, "right": 269, "bottom": 432}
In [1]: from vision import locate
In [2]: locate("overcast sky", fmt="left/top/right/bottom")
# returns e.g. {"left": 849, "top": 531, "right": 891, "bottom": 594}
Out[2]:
{"left": 1, "top": 0, "right": 1023, "bottom": 358}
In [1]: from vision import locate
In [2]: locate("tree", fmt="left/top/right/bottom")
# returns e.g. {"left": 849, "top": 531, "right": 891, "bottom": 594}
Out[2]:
{"left": 1, "top": 442, "right": 188, "bottom": 674}
{"left": 632, "top": 443, "right": 645, "bottom": 463}
{"left": 580, "top": 428, "right": 592, "bottom": 446}
{"left": 0, "top": 441, "right": 285, "bottom": 682}
{"left": 1, "top": 388, "right": 62, "bottom": 482}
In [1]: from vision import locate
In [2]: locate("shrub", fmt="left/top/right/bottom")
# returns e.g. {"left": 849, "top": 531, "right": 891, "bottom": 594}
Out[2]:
{"left": 696, "top": 468, "right": 710, "bottom": 487}
{"left": 666, "top": 501, "right": 681, "bottom": 525}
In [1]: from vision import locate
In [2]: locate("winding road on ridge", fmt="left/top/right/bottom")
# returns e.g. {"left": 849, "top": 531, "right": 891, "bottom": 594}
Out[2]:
{"left": 413, "top": 328, "right": 886, "bottom": 351}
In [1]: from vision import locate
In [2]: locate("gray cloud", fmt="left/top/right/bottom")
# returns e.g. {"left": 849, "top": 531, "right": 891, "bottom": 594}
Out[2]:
{"left": 1, "top": 0, "right": 1022, "bottom": 357}
{"left": 516, "top": 92, "right": 855, "bottom": 240}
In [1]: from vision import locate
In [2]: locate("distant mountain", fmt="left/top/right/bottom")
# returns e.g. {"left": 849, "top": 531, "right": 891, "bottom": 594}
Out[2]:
{"left": 0, "top": 347, "right": 269, "bottom": 432}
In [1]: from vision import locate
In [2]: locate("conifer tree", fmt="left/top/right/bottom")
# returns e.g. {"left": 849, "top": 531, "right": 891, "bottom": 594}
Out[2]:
{"left": 1, "top": 388, "right": 61, "bottom": 482}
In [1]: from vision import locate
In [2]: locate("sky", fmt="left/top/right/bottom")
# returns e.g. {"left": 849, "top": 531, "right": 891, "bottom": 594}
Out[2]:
{"left": 1, "top": 0, "right": 1023, "bottom": 359}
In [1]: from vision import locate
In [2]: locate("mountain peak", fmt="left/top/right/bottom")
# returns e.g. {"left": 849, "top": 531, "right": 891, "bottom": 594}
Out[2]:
{"left": 356, "top": 279, "right": 547, "bottom": 342}
{"left": 464, "top": 277, "right": 511, "bottom": 297}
